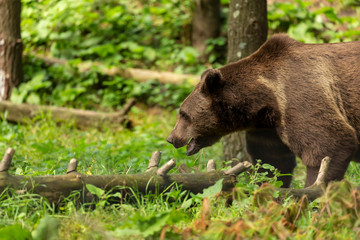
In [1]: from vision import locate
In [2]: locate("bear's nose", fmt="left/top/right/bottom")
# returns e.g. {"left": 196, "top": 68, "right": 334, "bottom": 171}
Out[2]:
{"left": 167, "top": 136, "right": 174, "bottom": 145}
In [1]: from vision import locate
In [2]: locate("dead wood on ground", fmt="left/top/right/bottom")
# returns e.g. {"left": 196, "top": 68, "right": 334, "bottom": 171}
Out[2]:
{"left": 0, "top": 148, "right": 337, "bottom": 204}
{"left": 33, "top": 54, "right": 200, "bottom": 86}
{"left": 0, "top": 149, "right": 248, "bottom": 204}
{"left": 0, "top": 98, "right": 135, "bottom": 129}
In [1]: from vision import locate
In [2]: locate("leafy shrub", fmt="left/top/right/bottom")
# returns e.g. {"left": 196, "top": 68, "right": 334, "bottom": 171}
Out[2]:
{"left": 19, "top": 0, "right": 200, "bottom": 109}
{"left": 268, "top": 0, "right": 360, "bottom": 42}
{"left": 18, "top": 0, "right": 360, "bottom": 110}
{"left": 11, "top": 55, "right": 193, "bottom": 109}
{"left": 21, "top": 0, "right": 198, "bottom": 71}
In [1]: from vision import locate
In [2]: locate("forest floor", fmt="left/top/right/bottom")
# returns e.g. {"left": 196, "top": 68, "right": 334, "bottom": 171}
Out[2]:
{"left": 1, "top": 108, "right": 360, "bottom": 239}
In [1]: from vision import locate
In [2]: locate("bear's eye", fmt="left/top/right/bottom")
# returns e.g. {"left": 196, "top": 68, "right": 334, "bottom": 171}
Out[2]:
{"left": 180, "top": 111, "right": 191, "bottom": 122}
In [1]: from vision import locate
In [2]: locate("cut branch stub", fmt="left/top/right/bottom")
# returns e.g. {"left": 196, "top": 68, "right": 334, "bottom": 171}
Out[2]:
{"left": 157, "top": 159, "right": 176, "bottom": 176}
{"left": 0, "top": 148, "right": 15, "bottom": 172}
{"left": 224, "top": 161, "right": 252, "bottom": 176}
{"left": 66, "top": 158, "right": 78, "bottom": 174}
{"left": 146, "top": 151, "right": 161, "bottom": 172}
{"left": 207, "top": 159, "right": 216, "bottom": 172}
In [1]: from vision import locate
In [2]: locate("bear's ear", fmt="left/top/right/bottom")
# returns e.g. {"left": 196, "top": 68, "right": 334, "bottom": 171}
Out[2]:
{"left": 201, "top": 69, "right": 224, "bottom": 96}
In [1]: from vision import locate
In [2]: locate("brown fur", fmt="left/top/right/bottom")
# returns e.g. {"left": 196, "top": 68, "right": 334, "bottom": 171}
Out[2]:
{"left": 167, "top": 34, "right": 360, "bottom": 187}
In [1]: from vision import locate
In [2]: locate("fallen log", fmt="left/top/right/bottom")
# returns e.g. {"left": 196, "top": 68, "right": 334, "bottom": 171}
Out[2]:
{"left": 0, "top": 148, "right": 252, "bottom": 204}
{"left": 0, "top": 147, "right": 335, "bottom": 205}
{"left": 0, "top": 98, "right": 135, "bottom": 129}
{"left": 33, "top": 54, "right": 200, "bottom": 86}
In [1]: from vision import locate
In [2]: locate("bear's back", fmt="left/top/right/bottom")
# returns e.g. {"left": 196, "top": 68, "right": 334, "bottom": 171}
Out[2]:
{"left": 263, "top": 35, "right": 360, "bottom": 137}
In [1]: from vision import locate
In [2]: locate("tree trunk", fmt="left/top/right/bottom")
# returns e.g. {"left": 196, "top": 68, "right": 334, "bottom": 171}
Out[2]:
{"left": 192, "top": 0, "right": 221, "bottom": 61}
{"left": 226, "top": 0, "right": 268, "bottom": 63}
{"left": 0, "top": 0, "right": 23, "bottom": 100}
{"left": 222, "top": 0, "right": 268, "bottom": 164}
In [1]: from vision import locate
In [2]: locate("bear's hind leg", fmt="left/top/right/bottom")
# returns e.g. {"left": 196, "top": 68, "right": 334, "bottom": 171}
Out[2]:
{"left": 351, "top": 145, "right": 360, "bottom": 162}
{"left": 305, "top": 166, "right": 320, "bottom": 187}
{"left": 288, "top": 114, "right": 358, "bottom": 188}
{"left": 303, "top": 139, "right": 356, "bottom": 187}
{"left": 305, "top": 159, "right": 351, "bottom": 187}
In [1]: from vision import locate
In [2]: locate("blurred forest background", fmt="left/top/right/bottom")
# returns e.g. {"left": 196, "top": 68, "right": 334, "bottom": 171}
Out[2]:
{"left": 15, "top": 0, "right": 360, "bottom": 110}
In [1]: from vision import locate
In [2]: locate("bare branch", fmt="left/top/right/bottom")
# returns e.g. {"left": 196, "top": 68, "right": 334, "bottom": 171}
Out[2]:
{"left": 224, "top": 161, "right": 252, "bottom": 176}
{"left": 0, "top": 148, "right": 15, "bottom": 172}
{"left": 157, "top": 159, "right": 176, "bottom": 176}
{"left": 117, "top": 98, "right": 136, "bottom": 118}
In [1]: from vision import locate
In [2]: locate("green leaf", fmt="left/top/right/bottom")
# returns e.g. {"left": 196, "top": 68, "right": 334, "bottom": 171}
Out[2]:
{"left": 181, "top": 198, "right": 193, "bottom": 210}
{"left": 178, "top": 47, "right": 200, "bottom": 64}
{"left": 125, "top": 210, "right": 186, "bottom": 238}
{"left": 0, "top": 224, "right": 32, "bottom": 240}
{"left": 144, "top": 47, "right": 156, "bottom": 61}
{"left": 26, "top": 92, "right": 41, "bottom": 105}
{"left": 32, "top": 216, "right": 59, "bottom": 240}
{"left": 274, "top": 180, "right": 284, "bottom": 188}
{"left": 86, "top": 184, "right": 105, "bottom": 198}
{"left": 140, "top": 212, "right": 171, "bottom": 237}
{"left": 198, "top": 178, "right": 223, "bottom": 199}
{"left": 27, "top": 71, "right": 51, "bottom": 91}
{"left": 262, "top": 164, "right": 275, "bottom": 172}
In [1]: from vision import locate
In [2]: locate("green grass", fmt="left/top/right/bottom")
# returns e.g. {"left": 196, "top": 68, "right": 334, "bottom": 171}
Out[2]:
{"left": 1, "top": 108, "right": 360, "bottom": 239}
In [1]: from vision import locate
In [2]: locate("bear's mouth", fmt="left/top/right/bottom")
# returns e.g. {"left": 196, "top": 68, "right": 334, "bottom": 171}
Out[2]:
{"left": 186, "top": 138, "right": 201, "bottom": 156}
{"left": 186, "top": 135, "right": 222, "bottom": 156}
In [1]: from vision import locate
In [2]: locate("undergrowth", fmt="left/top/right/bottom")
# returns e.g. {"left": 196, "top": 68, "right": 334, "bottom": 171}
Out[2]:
{"left": 0, "top": 111, "right": 360, "bottom": 239}
{"left": 14, "top": 0, "right": 360, "bottom": 110}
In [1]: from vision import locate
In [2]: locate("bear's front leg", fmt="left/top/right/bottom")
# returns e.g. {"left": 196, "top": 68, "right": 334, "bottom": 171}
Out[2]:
{"left": 246, "top": 129, "right": 296, "bottom": 188}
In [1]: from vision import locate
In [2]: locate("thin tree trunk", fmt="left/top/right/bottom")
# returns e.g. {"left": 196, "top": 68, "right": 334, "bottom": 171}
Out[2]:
{"left": 0, "top": 0, "right": 23, "bottom": 100}
{"left": 226, "top": 0, "right": 267, "bottom": 63}
{"left": 192, "top": 0, "right": 221, "bottom": 61}
{"left": 222, "top": 0, "right": 268, "bottom": 164}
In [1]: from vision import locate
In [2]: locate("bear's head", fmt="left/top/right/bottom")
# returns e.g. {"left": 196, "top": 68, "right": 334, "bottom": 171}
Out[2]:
{"left": 167, "top": 69, "right": 235, "bottom": 156}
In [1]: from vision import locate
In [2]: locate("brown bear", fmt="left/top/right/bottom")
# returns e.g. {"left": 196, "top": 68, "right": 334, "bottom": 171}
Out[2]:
{"left": 167, "top": 34, "right": 360, "bottom": 188}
